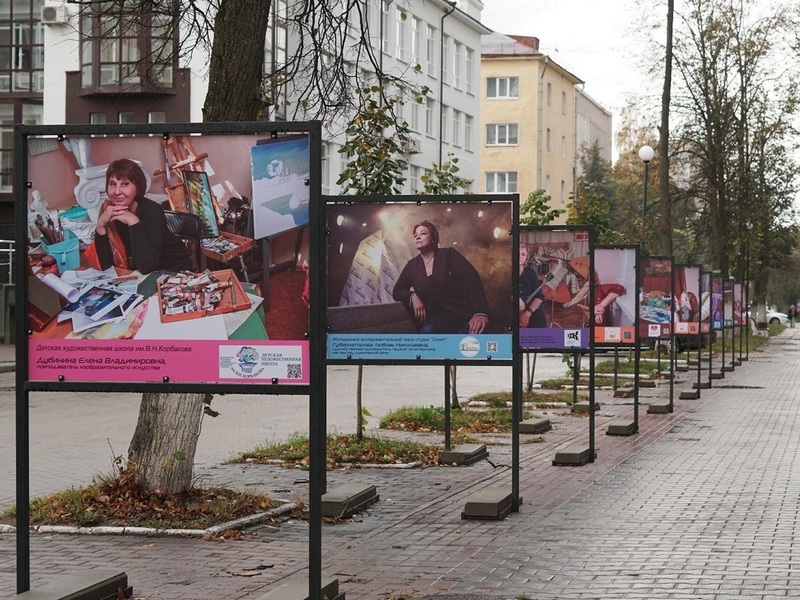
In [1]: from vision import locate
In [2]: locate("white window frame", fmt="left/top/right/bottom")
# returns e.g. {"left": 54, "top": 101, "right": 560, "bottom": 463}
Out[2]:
{"left": 465, "top": 115, "right": 473, "bottom": 151}
{"left": 487, "top": 76, "right": 519, "bottom": 99}
{"left": 425, "top": 98, "right": 436, "bottom": 137}
{"left": 381, "top": 0, "right": 390, "bottom": 54}
{"left": 485, "top": 172, "right": 518, "bottom": 194}
{"left": 546, "top": 128, "right": 552, "bottom": 152}
{"left": 465, "top": 48, "right": 474, "bottom": 94}
{"left": 486, "top": 123, "right": 519, "bottom": 146}
{"left": 426, "top": 24, "right": 436, "bottom": 76}
{"left": 547, "top": 82, "right": 552, "bottom": 106}
{"left": 561, "top": 135, "right": 567, "bottom": 159}
{"left": 395, "top": 7, "right": 406, "bottom": 61}
{"left": 411, "top": 16, "right": 421, "bottom": 66}
{"left": 441, "top": 34, "right": 450, "bottom": 85}
{"left": 441, "top": 104, "right": 449, "bottom": 143}
{"left": 562, "top": 91, "right": 567, "bottom": 114}
{"left": 452, "top": 109, "right": 461, "bottom": 147}
{"left": 453, "top": 41, "right": 462, "bottom": 89}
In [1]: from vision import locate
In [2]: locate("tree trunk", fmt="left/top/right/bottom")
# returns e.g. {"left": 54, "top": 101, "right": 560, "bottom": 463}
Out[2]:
{"left": 449, "top": 365, "right": 459, "bottom": 408}
{"left": 128, "top": 392, "right": 204, "bottom": 495}
{"left": 203, "top": 0, "right": 272, "bottom": 122}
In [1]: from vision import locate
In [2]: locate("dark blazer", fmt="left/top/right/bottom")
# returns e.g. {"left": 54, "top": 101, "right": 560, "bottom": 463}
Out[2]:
{"left": 96, "top": 197, "right": 191, "bottom": 274}
{"left": 392, "top": 247, "right": 489, "bottom": 328}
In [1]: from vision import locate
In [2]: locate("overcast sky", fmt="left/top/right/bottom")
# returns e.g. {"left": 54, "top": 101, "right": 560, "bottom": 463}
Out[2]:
{"left": 480, "top": 0, "right": 646, "bottom": 122}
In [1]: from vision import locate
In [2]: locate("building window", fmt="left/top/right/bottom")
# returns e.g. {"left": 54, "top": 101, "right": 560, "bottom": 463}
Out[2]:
{"left": 547, "top": 82, "right": 552, "bottom": 106}
{"left": 441, "top": 34, "right": 450, "bottom": 85}
{"left": 425, "top": 24, "right": 436, "bottom": 76}
{"left": 321, "top": 142, "right": 330, "bottom": 195}
{"left": 465, "top": 48, "right": 473, "bottom": 94}
{"left": 453, "top": 41, "right": 462, "bottom": 89}
{"left": 80, "top": 4, "right": 177, "bottom": 92}
{"left": 486, "top": 76, "right": 519, "bottom": 99}
{"left": 561, "top": 180, "right": 566, "bottom": 203}
{"left": 562, "top": 91, "right": 567, "bottom": 114}
{"left": 485, "top": 172, "right": 517, "bottom": 193}
{"left": 395, "top": 7, "right": 406, "bottom": 60}
{"left": 441, "top": 104, "right": 448, "bottom": 143}
{"left": 0, "top": 102, "right": 41, "bottom": 194}
{"left": 452, "top": 109, "right": 461, "bottom": 147}
{"left": 381, "top": 0, "right": 390, "bottom": 54}
{"left": 118, "top": 111, "right": 135, "bottom": 124}
{"left": 410, "top": 165, "right": 423, "bottom": 193}
{"left": 411, "top": 16, "right": 421, "bottom": 66}
{"left": 148, "top": 111, "right": 166, "bottom": 123}
{"left": 561, "top": 135, "right": 567, "bottom": 158}
{"left": 0, "top": 6, "right": 45, "bottom": 93}
{"left": 546, "top": 128, "right": 552, "bottom": 151}
{"left": 90, "top": 112, "right": 107, "bottom": 124}
{"left": 545, "top": 175, "right": 551, "bottom": 193}
{"left": 425, "top": 98, "right": 435, "bottom": 137}
{"left": 264, "top": 0, "right": 288, "bottom": 120}
{"left": 464, "top": 115, "right": 473, "bottom": 151}
{"left": 411, "top": 100, "right": 420, "bottom": 132}
{"left": 486, "top": 123, "right": 518, "bottom": 146}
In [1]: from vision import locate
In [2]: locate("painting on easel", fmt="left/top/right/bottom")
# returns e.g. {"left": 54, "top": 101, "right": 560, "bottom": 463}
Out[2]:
{"left": 183, "top": 170, "right": 220, "bottom": 237}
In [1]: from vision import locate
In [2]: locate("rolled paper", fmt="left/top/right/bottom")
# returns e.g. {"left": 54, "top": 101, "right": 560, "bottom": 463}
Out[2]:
{"left": 41, "top": 273, "right": 81, "bottom": 303}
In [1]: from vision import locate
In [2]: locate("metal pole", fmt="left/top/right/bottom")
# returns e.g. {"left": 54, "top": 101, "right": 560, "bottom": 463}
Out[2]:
{"left": 444, "top": 363, "right": 451, "bottom": 451}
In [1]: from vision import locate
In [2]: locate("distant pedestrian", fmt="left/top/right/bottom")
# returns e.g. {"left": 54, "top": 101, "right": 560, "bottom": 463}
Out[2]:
{"left": 789, "top": 305, "right": 796, "bottom": 328}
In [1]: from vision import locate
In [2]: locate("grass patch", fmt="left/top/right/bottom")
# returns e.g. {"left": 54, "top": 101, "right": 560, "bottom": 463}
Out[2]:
{"left": 379, "top": 405, "right": 532, "bottom": 434}
{"left": 0, "top": 468, "right": 277, "bottom": 530}
{"left": 469, "top": 389, "right": 577, "bottom": 407}
{"left": 236, "top": 434, "right": 441, "bottom": 468}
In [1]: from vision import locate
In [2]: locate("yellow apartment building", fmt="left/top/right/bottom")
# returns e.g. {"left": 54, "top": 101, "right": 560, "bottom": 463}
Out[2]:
{"left": 480, "top": 33, "right": 582, "bottom": 219}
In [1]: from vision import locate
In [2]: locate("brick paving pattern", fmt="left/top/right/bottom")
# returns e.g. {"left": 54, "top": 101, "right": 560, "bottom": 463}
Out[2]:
{"left": 1, "top": 331, "right": 798, "bottom": 599}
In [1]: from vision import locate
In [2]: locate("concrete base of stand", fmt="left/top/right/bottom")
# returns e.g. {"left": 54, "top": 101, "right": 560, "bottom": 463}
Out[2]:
{"left": 461, "top": 486, "right": 516, "bottom": 520}
{"left": 519, "top": 417, "right": 551, "bottom": 434}
{"left": 647, "top": 400, "right": 672, "bottom": 414}
{"left": 637, "top": 379, "right": 657, "bottom": 388}
{"left": 710, "top": 372, "right": 724, "bottom": 380}
{"left": 679, "top": 389, "right": 700, "bottom": 400}
{"left": 614, "top": 388, "right": 635, "bottom": 398}
{"left": 572, "top": 401, "right": 600, "bottom": 413}
{"left": 14, "top": 569, "right": 130, "bottom": 600}
{"left": 321, "top": 485, "right": 379, "bottom": 518}
{"left": 257, "top": 576, "right": 343, "bottom": 600}
{"left": 439, "top": 443, "right": 488, "bottom": 466}
{"left": 693, "top": 381, "right": 712, "bottom": 389}
{"left": 552, "top": 445, "right": 594, "bottom": 466}
{"left": 722, "top": 366, "right": 734, "bottom": 372}
{"left": 606, "top": 418, "right": 636, "bottom": 436}
{"left": 733, "top": 360, "right": 741, "bottom": 366}
{"left": 675, "top": 364, "right": 690, "bottom": 372}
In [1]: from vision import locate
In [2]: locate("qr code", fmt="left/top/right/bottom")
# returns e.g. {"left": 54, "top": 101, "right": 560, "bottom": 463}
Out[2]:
{"left": 286, "top": 363, "right": 302, "bottom": 379}
{"left": 486, "top": 341, "right": 498, "bottom": 353}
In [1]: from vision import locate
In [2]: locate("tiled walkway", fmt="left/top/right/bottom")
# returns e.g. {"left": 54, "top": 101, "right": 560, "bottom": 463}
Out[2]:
{"left": 1, "top": 331, "right": 797, "bottom": 599}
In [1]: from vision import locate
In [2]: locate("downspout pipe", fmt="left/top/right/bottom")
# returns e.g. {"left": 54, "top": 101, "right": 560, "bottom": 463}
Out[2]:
{"left": 439, "top": 1, "right": 457, "bottom": 168}
{"left": 537, "top": 56, "right": 550, "bottom": 192}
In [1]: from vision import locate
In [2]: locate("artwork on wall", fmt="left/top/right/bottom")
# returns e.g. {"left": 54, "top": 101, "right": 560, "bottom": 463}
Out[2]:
{"left": 250, "top": 135, "right": 310, "bottom": 240}
{"left": 183, "top": 170, "right": 220, "bottom": 237}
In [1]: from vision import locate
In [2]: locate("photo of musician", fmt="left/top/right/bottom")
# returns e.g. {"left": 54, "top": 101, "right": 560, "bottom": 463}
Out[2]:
{"left": 393, "top": 220, "right": 490, "bottom": 334}
{"left": 519, "top": 229, "right": 591, "bottom": 329}
{"left": 518, "top": 243, "right": 546, "bottom": 328}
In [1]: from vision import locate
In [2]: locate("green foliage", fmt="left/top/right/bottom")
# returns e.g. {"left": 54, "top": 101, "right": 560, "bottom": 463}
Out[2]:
{"left": 567, "top": 177, "right": 614, "bottom": 244}
{"left": 337, "top": 84, "right": 412, "bottom": 195}
{"left": 236, "top": 434, "right": 441, "bottom": 468}
{"left": 379, "top": 405, "right": 532, "bottom": 433}
{"left": 417, "top": 152, "right": 472, "bottom": 195}
{"left": 519, "top": 189, "right": 565, "bottom": 225}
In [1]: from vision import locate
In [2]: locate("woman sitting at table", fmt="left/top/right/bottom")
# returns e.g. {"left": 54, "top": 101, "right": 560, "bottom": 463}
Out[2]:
{"left": 87, "top": 159, "right": 191, "bottom": 274}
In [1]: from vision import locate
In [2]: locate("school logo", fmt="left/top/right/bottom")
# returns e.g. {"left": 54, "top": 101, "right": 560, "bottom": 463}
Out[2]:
{"left": 230, "top": 345, "right": 264, "bottom": 378}
{"left": 459, "top": 336, "right": 480, "bottom": 358}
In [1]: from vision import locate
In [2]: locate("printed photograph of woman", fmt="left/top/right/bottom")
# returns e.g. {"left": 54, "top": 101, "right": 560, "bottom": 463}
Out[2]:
{"left": 392, "top": 220, "right": 490, "bottom": 334}
{"left": 86, "top": 159, "right": 191, "bottom": 274}
{"left": 518, "top": 243, "right": 546, "bottom": 328}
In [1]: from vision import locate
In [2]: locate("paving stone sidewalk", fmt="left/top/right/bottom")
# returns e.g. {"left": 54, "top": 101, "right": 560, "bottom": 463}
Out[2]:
{"left": 1, "top": 331, "right": 797, "bottom": 599}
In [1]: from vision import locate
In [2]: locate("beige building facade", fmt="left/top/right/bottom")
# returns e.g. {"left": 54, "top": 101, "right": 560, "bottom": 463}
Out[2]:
{"left": 480, "top": 33, "right": 582, "bottom": 218}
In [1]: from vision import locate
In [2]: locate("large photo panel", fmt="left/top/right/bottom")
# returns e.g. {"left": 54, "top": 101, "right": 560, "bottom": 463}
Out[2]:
{"left": 325, "top": 197, "right": 514, "bottom": 361}
{"left": 639, "top": 256, "right": 673, "bottom": 340}
{"left": 21, "top": 124, "right": 315, "bottom": 386}
{"left": 673, "top": 265, "right": 701, "bottom": 336}
{"left": 700, "top": 271, "right": 712, "bottom": 333}
{"left": 593, "top": 246, "right": 638, "bottom": 345}
{"left": 519, "top": 227, "right": 593, "bottom": 351}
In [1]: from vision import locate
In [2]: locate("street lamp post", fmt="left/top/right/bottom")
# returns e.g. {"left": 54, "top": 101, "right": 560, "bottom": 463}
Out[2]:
{"left": 639, "top": 145, "right": 655, "bottom": 220}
